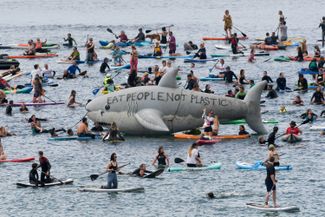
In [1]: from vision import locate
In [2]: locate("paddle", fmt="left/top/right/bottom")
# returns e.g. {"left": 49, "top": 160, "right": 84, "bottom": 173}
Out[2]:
{"left": 92, "top": 68, "right": 124, "bottom": 95}
{"left": 233, "top": 26, "right": 247, "bottom": 38}
{"left": 106, "top": 28, "right": 118, "bottom": 39}
{"left": 174, "top": 157, "right": 185, "bottom": 163}
{"left": 145, "top": 25, "right": 174, "bottom": 34}
{"left": 209, "top": 59, "right": 220, "bottom": 72}
{"left": 43, "top": 95, "right": 57, "bottom": 103}
{"left": 40, "top": 171, "right": 63, "bottom": 184}
{"left": 90, "top": 163, "right": 130, "bottom": 181}
{"left": 263, "top": 58, "right": 272, "bottom": 62}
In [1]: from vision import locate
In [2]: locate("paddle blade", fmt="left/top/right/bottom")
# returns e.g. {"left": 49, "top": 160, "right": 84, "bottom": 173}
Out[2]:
{"left": 92, "top": 87, "right": 101, "bottom": 96}
{"left": 90, "top": 174, "right": 99, "bottom": 181}
{"left": 106, "top": 28, "right": 113, "bottom": 33}
{"left": 174, "top": 158, "right": 185, "bottom": 163}
{"left": 145, "top": 30, "right": 152, "bottom": 34}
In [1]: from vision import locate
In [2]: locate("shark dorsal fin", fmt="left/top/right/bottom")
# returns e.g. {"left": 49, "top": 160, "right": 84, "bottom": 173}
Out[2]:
{"left": 158, "top": 67, "right": 178, "bottom": 88}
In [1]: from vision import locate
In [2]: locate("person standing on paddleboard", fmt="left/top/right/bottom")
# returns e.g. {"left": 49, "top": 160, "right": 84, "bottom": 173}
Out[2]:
{"left": 186, "top": 143, "right": 202, "bottom": 167}
{"left": 105, "top": 153, "right": 119, "bottom": 189}
{"left": 152, "top": 146, "right": 169, "bottom": 169}
{"left": 319, "top": 17, "right": 325, "bottom": 47}
{"left": 38, "top": 151, "right": 51, "bottom": 183}
{"left": 85, "top": 38, "right": 97, "bottom": 62}
{"left": 223, "top": 10, "right": 232, "bottom": 38}
{"left": 168, "top": 31, "right": 176, "bottom": 56}
{"left": 264, "top": 156, "right": 278, "bottom": 208}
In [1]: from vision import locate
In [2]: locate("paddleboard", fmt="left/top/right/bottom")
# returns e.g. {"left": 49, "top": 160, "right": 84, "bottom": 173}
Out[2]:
{"left": 0, "top": 102, "right": 65, "bottom": 107}
{"left": 196, "top": 139, "right": 220, "bottom": 145}
{"left": 203, "top": 36, "right": 248, "bottom": 41}
{"left": 8, "top": 53, "right": 58, "bottom": 59}
{"left": 199, "top": 77, "right": 223, "bottom": 82}
{"left": 310, "top": 125, "right": 325, "bottom": 131}
{"left": 48, "top": 136, "right": 98, "bottom": 141}
{"left": 3, "top": 87, "right": 33, "bottom": 94}
{"left": 246, "top": 203, "right": 300, "bottom": 212}
{"left": 0, "top": 157, "right": 35, "bottom": 163}
{"left": 167, "top": 162, "right": 221, "bottom": 172}
{"left": 16, "top": 179, "right": 73, "bottom": 187}
{"left": 221, "top": 119, "right": 278, "bottom": 125}
{"left": 78, "top": 187, "right": 145, "bottom": 193}
{"left": 184, "top": 58, "right": 218, "bottom": 63}
{"left": 236, "top": 161, "right": 292, "bottom": 171}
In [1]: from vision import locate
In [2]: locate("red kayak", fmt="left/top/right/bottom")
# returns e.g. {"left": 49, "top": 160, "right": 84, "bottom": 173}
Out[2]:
{"left": 0, "top": 102, "right": 64, "bottom": 107}
{"left": 203, "top": 36, "right": 248, "bottom": 41}
{"left": 0, "top": 157, "right": 35, "bottom": 163}
{"left": 8, "top": 53, "right": 58, "bottom": 59}
{"left": 196, "top": 139, "right": 221, "bottom": 145}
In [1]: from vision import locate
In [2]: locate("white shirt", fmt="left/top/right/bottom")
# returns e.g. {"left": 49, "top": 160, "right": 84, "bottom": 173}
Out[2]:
{"left": 42, "top": 68, "right": 54, "bottom": 78}
{"left": 186, "top": 148, "right": 199, "bottom": 164}
{"left": 159, "top": 66, "right": 168, "bottom": 74}
{"left": 31, "top": 68, "right": 42, "bottom": 81}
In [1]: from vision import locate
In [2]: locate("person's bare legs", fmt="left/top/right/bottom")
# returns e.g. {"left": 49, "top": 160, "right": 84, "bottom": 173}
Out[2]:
{"left": 264, "top": 192, "right": 270, "bottom": 208}
{"left": 272, "top": 190, "right": 278, "bottom": 207}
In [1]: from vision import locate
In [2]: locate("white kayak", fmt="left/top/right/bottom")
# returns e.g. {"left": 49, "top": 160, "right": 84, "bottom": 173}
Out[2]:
{"left": 78, "top": 187, "right": 145, "bottom": 193}
{"left": 215, "top": 44, "right": 246, "bottom": 51}
{"left": 16, "top": 179, "right": 73, "bottom": 187}
{"left": 246, "top": 203, "right": 300, "bottom": 212}
{"left": 310, "top": 125, "right": 325, "bottom": 131}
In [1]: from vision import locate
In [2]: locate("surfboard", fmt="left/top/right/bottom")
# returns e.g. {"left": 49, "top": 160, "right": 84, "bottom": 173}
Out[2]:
{"left": 246, "top": 203, "right": 300, "bottom": 212}
{"left": 78, "top": 187, "right": 144, "bottom": 193}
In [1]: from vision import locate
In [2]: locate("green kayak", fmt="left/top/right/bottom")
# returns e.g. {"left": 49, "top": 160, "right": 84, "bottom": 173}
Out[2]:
{"left": 3, "top": 87, "right": 32, "bottom": 94}
{"left": 274, "top": 56, "right": 291, "bottom": 62}
{"left": 221, "top": 119, "right": 278, "bottom": 125}
{"left": 167, "top": 162, "right": 221, "bottom": 172}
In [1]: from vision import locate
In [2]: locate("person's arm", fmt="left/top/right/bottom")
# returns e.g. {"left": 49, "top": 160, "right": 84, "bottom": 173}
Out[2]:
{"left": 152, "top": 155, "right": 158, "bottom": 166}
{"left": 106, "top": 162, "right": 113, "bottom": 172}
{"left": 270, "top": 173, "right": 277, "bottom": 186}
{"left": 165, "top": 154, "right": 170, "bottom": 166}
{"left": 233, "top": 72, "right": 238, "bottom": 80}
{"left": 311, "top": 93, "right": 315, "bottom": 103}
{"left": 77, "top": 66, "right": 81, "bottom": 73}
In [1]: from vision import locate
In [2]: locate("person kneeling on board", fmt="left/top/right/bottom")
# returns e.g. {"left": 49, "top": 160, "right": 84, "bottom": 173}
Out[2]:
{"left": 186, "top": 143, "right": 202, "bottom": 167}
{"left": 102, "top": 122, "right": 124, "bottom": 142}
{"left": 132, "top": 164, "right": 152, "bottom": 177}
{"left": 264, "top": 157, "right": 278, "bottom": 208}
{"left": 103, "top": 153, "right": 120, "bottom": 189}
{"left": 77, "top": 117, "right": 96, "bottom": 139}
{"left": 29, "top": 163, "right": 43, "bottom": 186}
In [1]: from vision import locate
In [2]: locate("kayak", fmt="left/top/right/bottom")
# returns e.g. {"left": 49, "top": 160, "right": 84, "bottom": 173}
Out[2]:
{"left": 0, "top": 157, "right": 35, "bottom": 163}
{"left": 0, "top": 59, "right": 20, "bottom": 69}
{"left": 111, "top": 64, "right": 130, "bottom": 70}
{"left": 174, "top": 133, "right": 250, "bottom": 140}
{"left": 3, "top": 87, "right": 33, "bottom": 94}
{"left": 56, "top": 59, "right": 86, "bottom": 64}
{"left": 214, "top": 44, "right": 245, "bottom": 50}
{"left": 310, "top": 125, "right": 325, "bottom": 131}
{"left": 8, "top": 53, "right": 58, "bottom": 59}
{"left": 298, "top": 68, "right": 319, "bottom": 75}
{"left": 16, "top": 179, "right": 73, "bottom": 187}
{"left": 236, "top": 161, "right": 292, "bottom": 171}
{"left": 48, "top": 135, "right": 99, "bottom": 141}
{"left": 252, "top": 43, "right": 285, "bottom": 51}
{"left": 220, "top": 119, "right": 278, "bottom": 125}
{"left": 274, "top": 56, "right": 291, "bottom": 62}
{"left": 246, "top": 203, "right": 300, "bottom": 212}
{"left": 184, "top": 58, "right": 218, "bottom": 63}
{"left": 203, "top": 36, "right": 248, "bottom": 41}
{"left": 199, "top": 76, "right": 223, "bottom": 82}
{"left": 99, "top": 42, "right": 115, "bottom": 49}
{"left": 99, "top": 40, "right": 152, "bottom": 47}
{"left": 0, "top": 102, "right": 65, "bottom": 107}
{"left": 167, "top": 162, "right": 221, "bottom": 172}
{"left": 0, "top": 44, "right": 59, "bottom": 49}
{"left": 78, "top": 187, "right": 145, "bottom": 193}
{"left": 196, "top": 139, "right": 220, "bottom": 145}
{"left": 281, "top": 134, "right": 302, "bottom": 143}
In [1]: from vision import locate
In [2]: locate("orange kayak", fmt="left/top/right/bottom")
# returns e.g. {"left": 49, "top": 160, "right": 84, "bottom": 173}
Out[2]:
{"left": 288, "top": 56, "right": 319, "bottom": 61}
{"left": 173, "top": 133, "right": 250, "bottom": 140}
{"left": 202, "top": 36, "right": 248, "bottom": 41}
{"left": 8, "top": 53, "right": 58, "bottom": 59}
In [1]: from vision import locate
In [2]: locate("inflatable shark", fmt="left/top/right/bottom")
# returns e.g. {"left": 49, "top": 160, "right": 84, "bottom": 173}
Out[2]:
{"left": 86, "top": 68, "right": 267, "bottom": 135}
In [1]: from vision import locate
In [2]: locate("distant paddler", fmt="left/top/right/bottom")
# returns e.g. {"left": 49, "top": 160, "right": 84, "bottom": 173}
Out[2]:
{"left": 63, "top": 33, "right": 77, "bottom": 47}
{"left": 152, "top": 146, "right": 169, "bottom": 169}
{"left": 319, "top": 17, "right": 325, "bottom": 47}
{"left": 186, "top": 143, "right": 202, "bottom": 167}
{"left": 0, "top": 139, "right": 7, "bottom": 160}
{"left": 223, "top": 10, "right": 232, "bottom": 38}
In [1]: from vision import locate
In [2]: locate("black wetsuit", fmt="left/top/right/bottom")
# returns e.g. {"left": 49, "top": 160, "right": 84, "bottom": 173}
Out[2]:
{"left": 64, "top": 37, "right": 75, "bottom": 47}
{"left": 298, "top": 78, "right": 308, "bottom": 91}
{"left": 276, "top": 77, "right": 286, "bottom": 91}
{"left": 265, "top": 164, "right": 276, "bottom": 192}
{"left": 266, "top": 89, "right": 278, "bottom": 99}
{"left": 239, "top": 130, "right": 249, "bottom": 135}
{"left": 194, "top": 48, "right": 207, "bottom": 59}
{"left": 100, "top": 62, "right": 110, "bottom": 73}
{"left": 132, "top": 168, "right": 152, "bottom": 177}
{"left": 262, "top": 75, "right": 273, "bottom": 83}
{"left": 311, "top": 91, "right": 324, "bottom": 104}
{"left": 135, "top": 32, "right": 145, "bottom": 42}
{"left": 224, "top": 70, "right": 238, "bottom": 83}
{"left": 29, "top": 169, "right": 41, "bottom": 185}
{"left": 267, "top": 132, "right": 276, "bottom": 145}
{"left": 185, "top": 79, "right": 197, "bottom": 90}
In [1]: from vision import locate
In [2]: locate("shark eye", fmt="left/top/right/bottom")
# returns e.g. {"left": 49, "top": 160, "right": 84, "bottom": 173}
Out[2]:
{"left": 105, "top": 104, "right": 110, "bottom": 111}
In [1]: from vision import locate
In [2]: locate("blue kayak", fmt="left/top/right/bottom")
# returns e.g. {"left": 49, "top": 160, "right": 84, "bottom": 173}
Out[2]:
{"left": 236, "top": 161, "right": 292, "bottom": 171}
{"left": 298, "top": 68, "right": 319, "bottom": 75}
{"left": 48, "top": 135, "right": 100, "bottom": 141}
{"left": 184, "top": 58, "right": 218, "bottom": 63}
{"left": 99, "top": 40, "right": 152, "bottom": 47}
{"left": 200, "top": 77, "right": 223, "bottom": 81}
{"left": 110, "top": 63, "right": 130, "bottom": 70}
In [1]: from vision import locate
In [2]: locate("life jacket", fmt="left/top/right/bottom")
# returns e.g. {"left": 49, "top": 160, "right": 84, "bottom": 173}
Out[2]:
{"left": 154, "top": 46, "right": 162, "bottom": 54}
{"left": 35, "top": 41, "right": 42, "bottom": 49}
{"left": 286, "top": 127, "right": 299, "bottom": 135}
{"left": 103, "top": 75, "right": 113, "bottom": 86}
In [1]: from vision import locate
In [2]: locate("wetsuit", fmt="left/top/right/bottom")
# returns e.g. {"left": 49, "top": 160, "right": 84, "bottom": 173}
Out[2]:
{"left": 194, "top": 48, "right": 207, "bottom": 59}
{"left": 265, "top": 164, "right": 276, "bottom": 192}
{"left": 318, "top": 59, "right": 325, "bottom": 69}
{"left": 132, "top": 168, "right": 152, "bottom": 177}
{"left": 134, "top": 32, "right": 145, "bottom": 42}
{"left": 298, "top": 78, "right": 308, "bottom": 91}
{"left": 311, "top": 91, "right": 324, "bottom": 104}
{"left": 270, "top": 35, "right": 278, "bottom": 45}
{"left": 224, "top": 70, "right": 238, "bottom": 83}
{"left": 276, "top": 77, "right": 286, "bottom": 91}
{"left": 264, "top": 37, "right": 272, "bottom": 45}
{"left": 64, "top": 37, "right": 75, "bottom": 47}
{"left": 319, "top": 21, "right": 325, "bottom": 47}
{"left": 309, "top": 60, "right": 318, "bottom": 72}
{"left": 239, "top": 130, "right": 249, "bottom": 135}
{"left": 29, "top": 169, "right": 41, "bottom": 185}
{"left": 100, "top": 62, "right": 110, "bottom": 73}
{"left": 185, "top": 79, "right": 197, "bottom": 90}
{"left": 301, "top": 113, "right": 317, "bottom": 124}
{"left": 39, "top": 156, "right": 51, "bottom": 183}
{"left": 262, "top": 75, "right": 273, "bottom": 83}
{"left": 266, "top": 89, "right": 278, "bottom": 99}
{"left": 267, "top": 132, "right": 276, "bottom": 145}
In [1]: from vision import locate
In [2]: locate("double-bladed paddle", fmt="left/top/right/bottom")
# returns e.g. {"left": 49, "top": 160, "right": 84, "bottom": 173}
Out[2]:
{"left": 106, "top": 28, "right": 119, "bottom": 39}
{"left": 233, "top": 25, "right": 247, "bottom": 38}
{"left": 90, "top": 163, "right": 130, "bottom": 181}
{"left": 145, "top": 25, "right": 174, "bottom": 34}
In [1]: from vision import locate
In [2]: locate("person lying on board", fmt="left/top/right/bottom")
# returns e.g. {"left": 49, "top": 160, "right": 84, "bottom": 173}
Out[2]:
{"left": 132, "top": 164, "right": 152, "bottom": 177}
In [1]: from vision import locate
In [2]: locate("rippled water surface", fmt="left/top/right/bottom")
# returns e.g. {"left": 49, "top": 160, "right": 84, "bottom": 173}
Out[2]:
{"left": 1, "top": 0, "right": 325, "bottom": 216}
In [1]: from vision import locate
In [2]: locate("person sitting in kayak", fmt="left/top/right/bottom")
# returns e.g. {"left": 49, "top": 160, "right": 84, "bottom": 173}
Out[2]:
{"left": 38, "top": 151, "right": 51, "bottom": 183}
{"left": 223, "top": 66, "right": 238, "bottom": 83}
{"left": 0, "top": 140, "right": 7, "bottom": 160}
{"left": 266, "top": 85, "right": 278, "bottom": 99}
{"left": 152, "top": 146, "right": 169, "bottom": 169}
{"left": 310, "top": 86, "right": 324, "bottom": 104}
{"left": 300, "top": 109, "right": 318, "bottom": 124}
{"left": 102, "top": 74, "right": 115, "bottom": 93}
{"left": 104, "top": 153, "right": 119, "bottom": 189}
{"left": 223, "top": 10, "right": 232, "bottom": 38}
{"left": 77, "top": 117, "right": 96, "bottom": 139}
{"left": 0, "top": 75, "right": 11, "bottom": 90}
{"left": 235, "top": 85, "right": 246, "bottom": 100}
{"left": 29, "top": 163, "right": 42, "bottom": 186}
{"left": 293, "top": 95, "right": 304, "bottom": 105}
{"left": 24, "top": 40, "right": 36, "bottom": 55}
{"left": 308, "top": 58, "right": 318, "bottom": 72}
{"left": 267, "top": 145, "right": 280, "bottom": 167}
{"left": 270, "top": 32, "right": 278, "bottom": 45}
{"left": 186, "top": 143, "right": 202, "bottom": 167}
{"left": 193, "top": 43, "right": 207, "bottom": 59}
{"left": 42, "top": 64, "right": 56, "bottom": 79}
{"left": 99, "top": 58, "right": 110, "bottom": 73}
{"left": 285, "top": 121, "right": 302, "bottom": 136}
{"left": 68, "top": 47, "right": 80, "bottom": 61}
{"left": 67, "top": 90, "right": 82, "bottom": 108}
{"left": 35, "top": 38, "right": 48, "bottom": 53}
{"left": 133, "top": 28, "right": 145, "bottom": 42}
{"left": 63, "top": 61, "right": 81, "bottom": 79}
{"left": 264, "top": 33, "right": 272, "bottom": 45}
{"left": 153, "top": 42, "right": 162, "bottom": 57}
{"left": 238, "top": 125, "right": 249, "bottom": 135}
{"left": 132, "top": 164, "right": 152, "bottom": 177}
{"left": 102, "top": 122, "right": 124, "bottom": 141}
{"left": 264, "top": 156, "right": 278, "bottom": 208}
{"left": 63, "top": 33, "right": 77, "bottom": 47}
{"left": 202, "top": 109, "right": 214, "bottom": 137}
{"left": 118, "top": 31, "right": 129, "bottom": 42}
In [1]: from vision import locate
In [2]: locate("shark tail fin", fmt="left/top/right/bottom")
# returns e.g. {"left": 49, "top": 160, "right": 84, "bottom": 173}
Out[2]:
{"left": 244, "top": 81, "right": 268, "bottom": 134}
